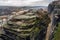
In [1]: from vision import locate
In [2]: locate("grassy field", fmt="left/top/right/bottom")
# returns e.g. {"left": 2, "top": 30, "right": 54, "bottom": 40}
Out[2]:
{"left": 54, "top": 22, "right": 60, "bottom": 40}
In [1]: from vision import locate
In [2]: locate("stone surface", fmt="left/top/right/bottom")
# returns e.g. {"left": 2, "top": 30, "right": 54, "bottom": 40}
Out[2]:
{"left": 48, "top": 1, "right": 60, "bottom": 14}
{"left": 3, "top": 10, "right": 41, "bottom": 40}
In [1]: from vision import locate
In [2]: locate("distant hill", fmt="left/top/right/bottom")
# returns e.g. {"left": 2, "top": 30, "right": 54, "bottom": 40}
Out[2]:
{"left": 0, "top": 6, "right": 47, "bottom": 9}
{"left": 0, "top": 6, "right": 47, "bottom": 16}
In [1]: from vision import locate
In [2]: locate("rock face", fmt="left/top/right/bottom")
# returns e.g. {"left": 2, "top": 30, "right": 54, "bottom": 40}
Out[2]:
{"left": 45, "top": 0, "right": 60, "bottom": 40}
{"left": 0, "top": 8, "right": 51, "bottom": 40}
{"left": 3, "top": 11, "right": 41, "bottom": 40}
{"left": 48, "top": 1, "right": 60, "bottom": 14}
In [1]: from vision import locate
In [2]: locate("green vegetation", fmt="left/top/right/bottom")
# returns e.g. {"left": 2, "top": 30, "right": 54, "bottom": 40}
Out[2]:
{"left": 54, "top": 22, "right": 60, "bottom": 40}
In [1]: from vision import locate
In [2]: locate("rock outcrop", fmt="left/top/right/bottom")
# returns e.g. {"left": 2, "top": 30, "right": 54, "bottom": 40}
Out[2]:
{"left": 0, "top": 8, "right": 50, "bottom": 40}
{"left": 3, "top": 11, "right": 41, "bottom": 40}
{"left": 46, "top": 0, "right": 60, "bottom": 40}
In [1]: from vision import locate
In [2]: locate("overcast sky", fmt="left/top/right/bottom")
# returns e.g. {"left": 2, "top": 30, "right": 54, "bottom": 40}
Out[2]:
{"left": 0, "top": 0, "right": 54, "bottom": 6}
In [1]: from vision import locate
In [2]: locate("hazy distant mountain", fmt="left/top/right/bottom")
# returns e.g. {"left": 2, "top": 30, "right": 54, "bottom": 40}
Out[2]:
{"left": 0, "top": 6, "right": 47, "bottom": 9}
{"left": 0, "top": 6, "right": 47, "bottom": 16}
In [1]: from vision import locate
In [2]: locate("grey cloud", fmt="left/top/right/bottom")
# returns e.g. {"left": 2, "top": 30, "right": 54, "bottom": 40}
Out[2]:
{"left": 28, "top": 0, "right": 52, "bottom": 6}
{"left": 0, "top": 0, "right": 53, "bottom": 6}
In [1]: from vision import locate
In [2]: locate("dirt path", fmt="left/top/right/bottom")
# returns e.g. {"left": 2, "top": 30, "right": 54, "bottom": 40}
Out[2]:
{"left": 45, "top": 22, "right": 53, "bottom": 40}
{"left": 45, "top": 13, "right": 56, "bottom": 40}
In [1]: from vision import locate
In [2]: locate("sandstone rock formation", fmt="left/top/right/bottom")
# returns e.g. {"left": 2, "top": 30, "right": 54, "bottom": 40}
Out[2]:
{"left": 46, "top": 0, "right": 60, "bottom": 40}
{"left": 3, "top": 11, "right": 41, "bottom": 40}
{"left": 0, "top": 8, "right": 50, "bottom": 40}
